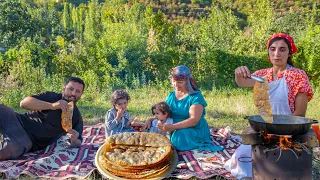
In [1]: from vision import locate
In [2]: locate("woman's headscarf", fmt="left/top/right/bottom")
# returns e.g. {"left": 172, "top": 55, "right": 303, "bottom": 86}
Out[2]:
{"left": 170, "top": 65, "right": 200, "bottom": 94}
{"left": 266, "top": 33, "right": 298, "bottom": 54}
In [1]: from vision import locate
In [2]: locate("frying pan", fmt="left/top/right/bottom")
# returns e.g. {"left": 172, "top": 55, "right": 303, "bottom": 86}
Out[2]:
{"left": 246, "top": 115, "right": 318, "bottom": 135}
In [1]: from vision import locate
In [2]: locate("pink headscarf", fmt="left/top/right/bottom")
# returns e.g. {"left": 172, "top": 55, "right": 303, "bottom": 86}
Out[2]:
{"left": 266, "top": 33, "right": 298, "bottom": 54}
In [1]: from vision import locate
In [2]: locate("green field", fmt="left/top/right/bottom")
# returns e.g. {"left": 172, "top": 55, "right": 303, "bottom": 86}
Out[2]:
{"left": 75, "top": 86, "right": 320, "bottom": 134}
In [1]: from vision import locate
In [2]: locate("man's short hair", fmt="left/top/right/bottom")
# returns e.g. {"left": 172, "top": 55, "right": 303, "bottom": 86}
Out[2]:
{"left": 65, "top": 77, "right": 85, "bottom": 91}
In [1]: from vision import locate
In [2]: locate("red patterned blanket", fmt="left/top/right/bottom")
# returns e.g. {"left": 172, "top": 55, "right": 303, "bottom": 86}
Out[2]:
{"left": 170, "top": 128, "right": 242, "bottom": 179}
{"left": 0, "top": 123, "right": 105, "bottom": 179}
{"left": 0, "top": 124, "right": 241, "bottom": 179}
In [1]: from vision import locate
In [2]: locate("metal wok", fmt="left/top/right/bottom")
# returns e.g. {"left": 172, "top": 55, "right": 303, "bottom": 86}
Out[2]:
{"left": 246, "top": 115, "right": 318, "bottom": 135}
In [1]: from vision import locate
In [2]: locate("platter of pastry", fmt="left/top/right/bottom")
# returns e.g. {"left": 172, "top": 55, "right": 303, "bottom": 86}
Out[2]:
{"left": 95, "top": 132, "right": 177, "bottom": 180}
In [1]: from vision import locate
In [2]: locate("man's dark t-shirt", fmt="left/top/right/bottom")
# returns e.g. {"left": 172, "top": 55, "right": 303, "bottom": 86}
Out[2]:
{"left": 18, "top": 91, "right": 83, "bottom": 151}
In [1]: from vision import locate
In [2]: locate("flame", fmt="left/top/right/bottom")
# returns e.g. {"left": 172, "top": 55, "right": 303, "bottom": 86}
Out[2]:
{"left": 279, "top": 136, "right": 293, "bottom": 150}
{"left": 262, "top": 133, "right": 273, "bottom": 144}
{"left": 261, "top": 132, "right": 296, "bottom": 150}
{"left": 260, "top": 132, "right": 305, "bottom": 152}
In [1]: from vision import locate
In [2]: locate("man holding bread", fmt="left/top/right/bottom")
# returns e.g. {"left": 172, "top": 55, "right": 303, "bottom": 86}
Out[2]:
{"left": 0, "top": 76, "right": 85, "bottom": 160}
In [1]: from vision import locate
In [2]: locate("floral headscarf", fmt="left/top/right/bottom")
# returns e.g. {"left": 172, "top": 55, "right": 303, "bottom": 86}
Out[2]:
{"left": 266, "top": 33, "right": 298, "bottom": 54}
{"left": 170, "top": 65, "right": 199, "bottom": 94}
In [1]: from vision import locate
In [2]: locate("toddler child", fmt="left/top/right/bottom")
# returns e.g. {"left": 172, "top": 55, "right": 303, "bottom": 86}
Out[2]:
{"left": 149, "top": 102, "right": 173, "bottom": 138}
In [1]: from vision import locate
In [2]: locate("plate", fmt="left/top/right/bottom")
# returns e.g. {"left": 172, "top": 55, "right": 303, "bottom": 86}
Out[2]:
{"left": 95, "top": 143, "right": 178, "bottom": 180}
{"left": 131, "top": 124, "right": 144, "bottom": 127}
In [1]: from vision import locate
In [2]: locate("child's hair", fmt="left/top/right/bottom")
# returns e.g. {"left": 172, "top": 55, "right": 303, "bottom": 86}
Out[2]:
{"left": 151, "top": 102, "right": 172, "bottom": 118}
{"left": 111, "top": 89, "right": 130, "bottom": 107}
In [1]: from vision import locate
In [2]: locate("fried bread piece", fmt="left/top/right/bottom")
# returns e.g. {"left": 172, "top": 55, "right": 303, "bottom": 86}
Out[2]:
{"left": 253, "top": 77, "right": 273, "bottom": 123}
{"left": 61, "top": 101, "right": 74, "bottom": 131}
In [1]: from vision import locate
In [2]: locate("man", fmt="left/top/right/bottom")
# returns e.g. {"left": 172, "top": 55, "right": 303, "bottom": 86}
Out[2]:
{"left": 0, "top": 77, "right": 85, "bottom": 160}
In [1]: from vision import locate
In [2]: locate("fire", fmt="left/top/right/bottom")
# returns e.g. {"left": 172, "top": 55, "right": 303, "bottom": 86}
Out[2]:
{"left": 260, "top": 132, "right": 305, "bottom": 152}
{"left": 279, "top": 136, "right": 293, "bottom": 150}
{"left": 262, "top": 133, "right": 273, "bottom": 144}
{"left": 259, "top": 132, "right": 310, "bottom": 162}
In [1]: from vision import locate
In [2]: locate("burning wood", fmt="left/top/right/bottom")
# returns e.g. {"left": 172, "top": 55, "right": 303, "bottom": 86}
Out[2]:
{"left": 260, "top": 131, "right": 311, "bottom": 161}
{"left": 279, "top": 136, "right": 293, "bottom": 150}
{"left": 261, "top": 133, "right": 273, "bottom": 144}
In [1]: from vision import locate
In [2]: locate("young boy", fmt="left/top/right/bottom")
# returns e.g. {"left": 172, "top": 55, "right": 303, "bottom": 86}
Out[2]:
{"left": 104, "top": 89, "right": 136, "bottom": 137}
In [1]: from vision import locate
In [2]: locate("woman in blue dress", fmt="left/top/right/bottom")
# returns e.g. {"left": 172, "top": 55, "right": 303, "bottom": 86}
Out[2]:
{"left": 145, "top": 65, "right": 223, "bottom": 152}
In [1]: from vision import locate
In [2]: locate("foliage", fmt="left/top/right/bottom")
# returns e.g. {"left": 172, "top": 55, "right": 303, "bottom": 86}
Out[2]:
{"left": 294, "top": 3, "right": 320, "bottom": 87}
{"left": 245, "top": 0, "right": 275, "bottom": 54}
{"left": 271, "top": 12, "right": 307, "bottom": 38}
{"left": 0, "top": 2, "right": 34, "bottom": 48}
{"left": 0, "top": 0, "right": 319, "bottom": 106}
{"left": 0, "top": 2, "right": 319, "bottom": 179}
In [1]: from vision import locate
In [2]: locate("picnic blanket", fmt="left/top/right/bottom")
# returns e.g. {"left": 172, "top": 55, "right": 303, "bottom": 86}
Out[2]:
{"left": 0, "top": 123, "right": 242, "bottom": 179}
{"left": 0, "top": 123, "right": 105, "bottom": 179}
{"left": 170, "top": 127, "right": 242, "bottom": 179}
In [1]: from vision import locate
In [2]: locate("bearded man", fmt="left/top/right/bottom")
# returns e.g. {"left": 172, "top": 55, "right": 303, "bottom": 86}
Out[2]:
{"left": 0, "top": 77, "right": 85, "bottom": 160}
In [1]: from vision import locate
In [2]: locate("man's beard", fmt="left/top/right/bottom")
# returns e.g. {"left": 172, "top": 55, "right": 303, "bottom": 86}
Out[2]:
{"left": 62, "top": 95, "right": 78, "bottom": 103}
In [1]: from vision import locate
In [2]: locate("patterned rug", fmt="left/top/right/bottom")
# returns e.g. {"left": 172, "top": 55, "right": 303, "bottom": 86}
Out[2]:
{"left": 0, "top": 123, "right": 105, "bottom": 179}
{"left": 169, "top": 128, "right": 242, "bottom": 179}
{"left": 0, "top": 124, "right": 242, "bottom": 179}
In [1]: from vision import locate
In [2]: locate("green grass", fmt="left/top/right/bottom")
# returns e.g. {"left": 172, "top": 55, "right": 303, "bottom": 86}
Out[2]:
{"left": 78, "top": 86, "right": 320, "bottom": 134}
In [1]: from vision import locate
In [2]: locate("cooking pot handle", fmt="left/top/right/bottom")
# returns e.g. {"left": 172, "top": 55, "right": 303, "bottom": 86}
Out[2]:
{"left": 312, "top": 120, "right": 318, "bottom": 124}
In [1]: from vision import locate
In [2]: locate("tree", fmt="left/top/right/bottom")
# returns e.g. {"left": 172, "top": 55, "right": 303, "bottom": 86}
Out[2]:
{"left": 0, "top": 2, "right": 34, "bottom": 48}
{"left": 294, "top": 2, "right": 320, "bottom": 86}
{"left": 246, "top": 0, "right": 275, "bottom": 55}
{"left": 270, "top": 12, "right": 306, "bottom": 39}
{"left": 84, "top": 0, "right": 102, "bottom": 43}
{"left": 61, "top": 2, "right": 72, "bottom": 33}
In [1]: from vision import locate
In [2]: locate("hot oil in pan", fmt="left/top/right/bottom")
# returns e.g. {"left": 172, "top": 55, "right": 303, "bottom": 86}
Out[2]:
{"left": 253, "top": 77, "right": 273, "bottom": 123}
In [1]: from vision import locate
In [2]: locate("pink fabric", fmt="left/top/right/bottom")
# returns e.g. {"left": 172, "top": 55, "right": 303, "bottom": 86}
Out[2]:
{"left": 0, "top": 124, "right": 242, "bottom": 179}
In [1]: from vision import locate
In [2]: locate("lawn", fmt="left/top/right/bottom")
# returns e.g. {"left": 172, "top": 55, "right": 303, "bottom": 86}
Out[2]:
{"left": 79, "top": 86, "right": 320, "bottom": 135}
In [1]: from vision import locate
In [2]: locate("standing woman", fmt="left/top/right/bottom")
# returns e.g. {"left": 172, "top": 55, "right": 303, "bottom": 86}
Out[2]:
{"left": 145, "top": 65, "right": 223, "bottom": 152}
{"left": 235, "top": 33, "right": 313, "bottom": 116}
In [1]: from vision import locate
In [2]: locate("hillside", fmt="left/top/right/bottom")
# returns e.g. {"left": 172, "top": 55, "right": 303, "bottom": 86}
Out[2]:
{"left": 126, "top": 0, "right": 319, "bottom": 24}
{"left": 29, "top": 0, "right": 319, "bottom": 25}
